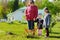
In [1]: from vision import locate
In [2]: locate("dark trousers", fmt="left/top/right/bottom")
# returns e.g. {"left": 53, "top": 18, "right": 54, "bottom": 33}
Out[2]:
{"left": 27, "top": 20, "right": 34, "bottom": 30}
{"left": 46, "top": 28, "right": 49, "bottom": 37}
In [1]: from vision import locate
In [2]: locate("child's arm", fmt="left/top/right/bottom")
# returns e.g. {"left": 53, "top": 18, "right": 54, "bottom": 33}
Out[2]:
{"left": 34, "top": 18, "right": 38, "bottom": 22}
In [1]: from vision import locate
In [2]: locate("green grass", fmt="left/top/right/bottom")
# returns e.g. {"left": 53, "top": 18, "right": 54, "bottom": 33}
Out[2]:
{"left": 0, "top": 22, "right": 60, "bottom": 40}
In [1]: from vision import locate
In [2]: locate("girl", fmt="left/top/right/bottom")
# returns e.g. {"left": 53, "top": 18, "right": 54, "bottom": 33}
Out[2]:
{"left": 35, "top": 13, "right": 43, "bottom": 36}
{"left": 43, "top": 7, "right": 51, "bottom": 37}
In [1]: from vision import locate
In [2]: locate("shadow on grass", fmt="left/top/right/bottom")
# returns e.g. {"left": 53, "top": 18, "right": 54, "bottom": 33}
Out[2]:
{"left": 50, "top": 32, "right": 60, "bottom": 34}
{"left": 26, "top": 35, "right": 40, "bottom": 39}
{"left": 49, "top": 36, "right": 60, "bottom": 38}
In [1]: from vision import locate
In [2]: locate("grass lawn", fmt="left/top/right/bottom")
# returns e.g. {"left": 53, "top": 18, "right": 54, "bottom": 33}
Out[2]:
{"left": 0, "top": 22, "right": 60, "bottom": 40}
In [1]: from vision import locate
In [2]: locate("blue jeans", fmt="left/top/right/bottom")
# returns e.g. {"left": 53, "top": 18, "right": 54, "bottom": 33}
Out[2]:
{"left": 27, "top": 21, "right": 34, "bottom": 30}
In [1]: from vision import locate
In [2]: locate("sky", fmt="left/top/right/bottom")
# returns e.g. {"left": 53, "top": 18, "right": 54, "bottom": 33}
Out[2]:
{"left": 49, "top": 0, "right": 54, "bottom": 2}
{"left": 21, "top": 0, "right": 54, "bottom": 2}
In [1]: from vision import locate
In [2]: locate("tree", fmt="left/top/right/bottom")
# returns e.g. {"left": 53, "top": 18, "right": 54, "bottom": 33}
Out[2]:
{"left": 53, "top": 1, "right": 60, "bottom": 16}
{"left": 0, "top": 0, "right": 8, "bottom": 19}
{"left": 35, "top": 0, "right": 60, "bottom": 15}
{"left": 13, "top": 0, "right": 19, "bottom": 12}
{"left": 35, "top": 0, "right": 42, "bottom": 9}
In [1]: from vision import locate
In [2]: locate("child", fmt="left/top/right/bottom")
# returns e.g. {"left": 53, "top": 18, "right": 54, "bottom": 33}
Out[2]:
{"left": 43, "top": 7, "right": 51, "bottom": 37}
{"left": 35, "top": 13, "right": 43, "bottom": 36}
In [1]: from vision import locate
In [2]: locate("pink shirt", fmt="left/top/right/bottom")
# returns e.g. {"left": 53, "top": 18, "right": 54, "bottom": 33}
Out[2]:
{"left": 26, "top": 5, "right": 38, "bottom": 21}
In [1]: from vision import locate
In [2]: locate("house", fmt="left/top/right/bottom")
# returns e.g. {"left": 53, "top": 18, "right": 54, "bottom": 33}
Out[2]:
{"left": 7, "top": 7, "right": 26, "bottom": 23}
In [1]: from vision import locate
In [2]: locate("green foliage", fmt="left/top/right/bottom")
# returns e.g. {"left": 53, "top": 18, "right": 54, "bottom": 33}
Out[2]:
{"left": 7, "top": 0, "right": 24, "bottom": 12}
{"left": 0, "top": 6, "right": 3, "bottom": 18}
{"left": 35, "top": 1, "right": 42, "bottom": 9}
{"left": 19, "top": 2, "right": 24, "bottom": 8}
{"left": 13, "top": 0, "right": 19, "bottom": 12}
{"left": 7, "top": 1, "right": 14, "bottom": 12}
{"left": 53, "top": 1, "right": 60, "bottom": 14}
{"left": 0, "top": 1, "right": 25, "bottom": 19}
{"left": 45, "top": 2, "right": 57, "bottom": 15}
{"left": 35, "top": 0, "right": 60, "bottom": 15}
{"left": 0, "top": 1, "right": 14, "bottom": 19}
{"left": 41, "top": 0, "right": 57, "bottom": 15}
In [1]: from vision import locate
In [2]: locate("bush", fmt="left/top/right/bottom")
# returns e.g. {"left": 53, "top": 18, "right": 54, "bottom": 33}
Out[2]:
{"left": 19, "top": 2, "right": 24, "bottom": 8}
{"left": 35, "top": 0, "right": 60, "bottom": 15}
{"left": 7, "top": 1, "right": 14, "bottom": 12}
{"left": 0, "top": 6, "right": 3, "bottom": 18}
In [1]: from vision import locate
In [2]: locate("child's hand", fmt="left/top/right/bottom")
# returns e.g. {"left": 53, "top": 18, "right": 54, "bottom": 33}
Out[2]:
{"left": 33, "top": 18, "right": 36, "bottom": 21}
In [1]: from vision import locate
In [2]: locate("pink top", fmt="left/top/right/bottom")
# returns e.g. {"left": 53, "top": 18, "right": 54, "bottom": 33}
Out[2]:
{"left": 25, "top": 5, "right": 38, "bottom": 21}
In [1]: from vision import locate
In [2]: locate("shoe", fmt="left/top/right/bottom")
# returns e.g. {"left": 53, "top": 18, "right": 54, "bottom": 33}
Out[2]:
{"left": 38, "top": 29, "right": 42, "bottom": 36}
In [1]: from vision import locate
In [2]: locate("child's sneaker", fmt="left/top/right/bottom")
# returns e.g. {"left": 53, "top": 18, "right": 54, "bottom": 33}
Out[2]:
{"left": 38, "top": 29, "right": 42, "bottom": 36}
